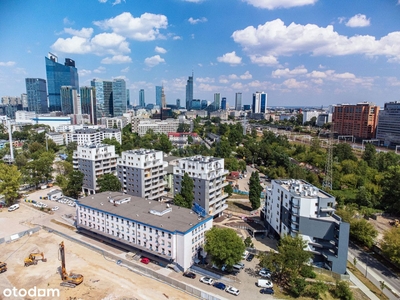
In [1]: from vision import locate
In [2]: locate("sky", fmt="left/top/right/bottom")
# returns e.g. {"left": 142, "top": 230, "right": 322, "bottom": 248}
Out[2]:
{"left": 1, "top": 0, "right": 400, "bottom": 108}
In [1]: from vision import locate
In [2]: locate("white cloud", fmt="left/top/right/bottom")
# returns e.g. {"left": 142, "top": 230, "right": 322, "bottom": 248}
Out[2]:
{"left": 155, "top": 46, "right": 167, "bottom": 54}
{"left": 219, "top": 78, "right": 229, "bottom": 84}
{"left": 112, "top": 0, "right": 124, "bottom": 5}
{"left": 63, "top": 17, "right": 74, "bottom": 25}
{"left": 217, "top": 51, "right": 242, "bottom": 65}
{"left": 272, "top": 66, "right": 307, "bottom": 78}
{"left": 144, "top": 55, "right": 165, "bottom": 67}
{"left": 121, "top": 67, "right": 130, "bottom": 73}
{"left": 240, "top": 71, "right": 252, "bottom": 79}
{"left": 346, "top": 14, "right": 370, "bottom": 27}
{"left": 101, "top": 55, "right": 132, "bottom": 64}
{"left": 94, "top": 12, "right": 168, "bottom": 41}
{"left": 172, "top": 36, "right": 182, "bottom": 40}
{"left": 197, "top": 77, "right": 215, "bottom": 83}
{"left": 0, "top": 61, "right": 16, "bottom": 67}
{"left": 198, "top": 83, "right": 220, "bottom": 92}
{"left": 307, "top": 70, "right": 328, "bottom": 78}
{"left": 232, "top": 18, "right": 400, "bottom": 63}
{"left": 188, "top": 17, "right": 208, "bottom": 24}
{"left": 78, "top": 69, "right": 92, "bottom": 76}
{"left": 242, "top": 0, "right": 318, "bottom": 10}
{"left": 338, "top": 17, "right": 346, "bottom": 24}
{"left": 94, "top": 66, "right": 106, "bottom": 73}
{"left": 387, "top": 77, "right": 400, "bottom": 86}
{"left": 13, "top": 68, "right": 27, "bottom": 75}
{"left": 229, "top": 74, "right": 238, "bottom": 80}
{"left": 183, "top": 0, "right": 204, "bottom": 2}
{"left": 231, "top": 82, "right": 244, "bottom": 89}
{"left": 249, "top": 55, "right": 279, "bottom": 66}
{"left": 282, "top": 78, "right": 308, "bottom": 89}
{"left": 64, "top": 27, "right": 93, "bottom": 38}
{"left": 98, "top": 0, "right": 107, "bottom": 3}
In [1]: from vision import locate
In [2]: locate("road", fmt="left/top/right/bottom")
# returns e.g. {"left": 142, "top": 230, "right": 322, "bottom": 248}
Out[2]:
{"left": 348, "top": 242, "right": 400, "bottom": 300}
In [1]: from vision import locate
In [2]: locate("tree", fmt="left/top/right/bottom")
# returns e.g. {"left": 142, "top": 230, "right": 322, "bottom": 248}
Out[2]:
{"left": 224, "top": 184, "right": 233, "bottom": 197}
{"left": 154, "top": 133, "right": 173, "bottom": 154}
{"left": 24, "top": 151, "right": 55, "bottom": 187}
{"left": 214, "top": 139, "right": 232, "bottom": 158}
{"left": 333, "top": 143, "right": 357, "bottom": 162}
{"left": 102, "top": 138, "right": 122, "bottom": 155}
{"left": 0, "top": 164, "right": 21, "bottom": 205}
{"left": 381, "top": 166, "right": 400, "bottom": 214}
{"left": 306, "top": 281, "right": 328, "bottom": 299}
{"left": 97, "top": 174, "right": 122, "bottom": 192}
{"left": 380, "top": 227, "right": 400, "bottom": 265}
{"left": 362, "top": 143, "right": 377, "bottom": 168}
{"left": 174, "top": 173, "right": 194, "bottom": 208}
{"left": 54, "top": 160, "right": 73, "bottom": 177}
{"left": 249, "top": 171, "right": 262, "bottom": 210}
{"left": 244, "top": 236, "right": 254, "bottom": 248}
{"left": 64, "top": 170, "right": 84, "bottom": 198}
{"left": 204, "top": 227, "right": 245, "bottom": 268}
{"left": 333, "top": 280, "right": 353, "bottom": 300}
{"left": 350, "top": 218, "right": 378, "bottom": 248}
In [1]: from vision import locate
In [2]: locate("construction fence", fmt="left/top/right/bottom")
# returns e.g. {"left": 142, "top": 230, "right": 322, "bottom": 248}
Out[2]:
{"left": 0, "top": 226, "right": 41, "bottom": 245}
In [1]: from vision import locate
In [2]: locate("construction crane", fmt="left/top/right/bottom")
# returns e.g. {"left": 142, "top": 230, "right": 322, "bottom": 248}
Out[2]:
{"left": 0, "top": 262, "right": 7, "bottom": 273}
{"left": 24, "top": 252, "right": 47, "bottom": 267}
{"left": 59, "top": 241, "right": 83, "bottom": 288}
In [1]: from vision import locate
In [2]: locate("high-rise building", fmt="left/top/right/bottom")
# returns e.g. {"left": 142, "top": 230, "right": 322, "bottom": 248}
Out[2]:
{"left": 213, "top": 93, "right": 221, "bottom": 110}
{"left": 332, "top": 102, "right": 379, "bottom": 139}
{"left": 161, "top": 86, "right": 166, "bottom": 108}
{"left": 21, "top": 93, "right": 28, "bottom": 111}
{"left": 252, "top": 91, "right": 267, "bottom": 113}
{"left": 91, "top": 79, "right": 113, "bottom": 118}
{"left": 201, "top": 100, "right": 208, "bottom": 110}
{"left": 80, "top": 86, "right": 97, "bottom": 125}
{"left": 60, "top": 86, "right": 78, "bottom": 115}
{"left": 139, "top": 89, "right": 145, "bottom": 107}
{"left": 25, "top": 78, "right": 48, "bottom": 114}
{"left": 155, "top": 86, "right": 162, "bottom": 107}
{"left": 112, "top": 79, "right": 127, "bottom": 117}
{"left": 186, "top": 73, "right": 193, "bottom": 110}
{"left": 377, "top": 101, "right": 400, "bottom": 146}
{"left": 45, "top": 53, "right": 79, "bottom": 112}
{"left": 191, "top": 99, "right": 201, "bottom": 110}
{"left": 235, "top": 92, "right": 242, "bottom": 111}
{"left": 176, "top": 98, "right": 180, "bottom": 108}
{"left": 221, "top": 97, "right": 227, "bottom": 110}
{"left": 126, "top": 89, "right": 130, "bottom": 107}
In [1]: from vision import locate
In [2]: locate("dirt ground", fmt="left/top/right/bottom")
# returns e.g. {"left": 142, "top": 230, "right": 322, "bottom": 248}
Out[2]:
{"left": 368, "top": 215, "right": 397, "bottom": 242}
{"left": 0, "top": 231, "right": 195, "bottom": 300}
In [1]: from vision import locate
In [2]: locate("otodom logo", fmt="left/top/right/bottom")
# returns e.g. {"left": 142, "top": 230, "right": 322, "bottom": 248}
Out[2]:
{"left": 2, "top": 287, "right": 60, "bottom": 298}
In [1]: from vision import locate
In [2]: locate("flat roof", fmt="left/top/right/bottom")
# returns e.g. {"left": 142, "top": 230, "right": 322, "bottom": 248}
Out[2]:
{"left": 77, "top": 192, "right": 212, "bottom": 233}
{"left": 274, "top": 179, "right": 332, "bottom": 199}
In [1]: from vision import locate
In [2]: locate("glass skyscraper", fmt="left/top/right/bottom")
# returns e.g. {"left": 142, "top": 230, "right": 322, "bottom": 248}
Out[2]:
{"left": 235, "top": 92, "right": 242, "bottom": 111}
{"left": 45, "top": 54, "right": 79, "bottom": 112}
{"left": 25, "top": 78, "right": 48, "bottom": 114}
{"left": 221, "top": 97, "right": 227, "bottom": 110}
{"left": 60, "top": 86, "right": 77, "bottom": 115}
{"left": 186, "top": 73, "right": 193, "bottom": 110}
{"left": 80, "top": 86, "right": 97, "bottom": 125}
{"left": 155, "top": 86, "right": 162, "bottom": 107}
{"left": 252, "top": 91, "right": 267, "bottom": 113}
{"left": 91, "top": 79, "right": 112, "bottom": 118}
{"left": 112, "top": 79, "right": 127, "bottom": 117}
{"left": 139, "top": 89, "right": 145, "bottom": 107}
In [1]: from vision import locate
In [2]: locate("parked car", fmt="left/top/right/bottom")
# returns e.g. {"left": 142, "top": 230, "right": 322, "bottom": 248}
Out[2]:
{"left": 259, "top": 269, "right": 271, "bottom": 278}
{"left": 257, "top": 279, "right": 273, "bottom": 288}
{"left": 246, "top": 254, "right": 254, "bottom": 262}
{"left": 183, "top": 272, "right": 196, "bottom": 279}
{"left": 260, "top": 288, "right": 274, "bottom": 295}
{"left": 200, "top": 277, "right": 214, "bottom": 285}
{"left": 213, "top": 282, "right": 226, "bottom": 290}
{"left": 226, "top": 286, "right": 240, "bottom": 296}
{"left": 233, "top": 262, "right": 245, "bottom": 270}
{"left": 51, "top": 206, "right": 59, "bottom": 211}
{"left": 8, "top": 204, "right": 19, "bottom": 212}
{"left": 242, "top": 251, "right": 249, "bottom": 259}
{"left": 140, "top": 257, "right": 150, "bottom": 264}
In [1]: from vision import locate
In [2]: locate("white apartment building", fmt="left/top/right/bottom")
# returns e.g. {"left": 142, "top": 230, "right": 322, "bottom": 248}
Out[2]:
{"left": 264, "top": 179, "right": 350, "bottom": 274}
{"left": 73, "top": 144, "right": 119, "bottom": 194}
{"left": 65, "top": 128, "right": 121, "bottom": 145}
{"left": 302, "top": 110, "right": 320, "bottom": 125}
{"left": 76, "top": 192, "right": 213, "bottom": 270}
{"left": 173, "top": 156, "right": 229, "bottom": 217}
{"left": 46, "top": 132, "right": 64, "bottom": 146}
{"left": 15, "top": 110, "right": 36, "bottom": 122}
{"left": 117, "top": 149, "right": 168, "bottom": 201}
{"left": 131, "top": 118, "right": 181, "bottom": 136}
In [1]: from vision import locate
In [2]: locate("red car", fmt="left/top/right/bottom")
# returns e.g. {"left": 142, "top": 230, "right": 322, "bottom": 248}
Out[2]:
{"left": 140, "top": 257, "right": 150, "bottom": 264}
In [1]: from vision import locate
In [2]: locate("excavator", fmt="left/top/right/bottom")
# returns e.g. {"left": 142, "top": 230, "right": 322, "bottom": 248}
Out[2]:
{"left": 24, "top": 252, "right": 47, "bottom": 267}
{"left": 389, "top": 219, "right": 400, "bottom": 228}
{"left": 59, "top": 241, "right": 83, "bottom": 288}
{"left": 0, "top": 261, "right": 7, "bottom": 273}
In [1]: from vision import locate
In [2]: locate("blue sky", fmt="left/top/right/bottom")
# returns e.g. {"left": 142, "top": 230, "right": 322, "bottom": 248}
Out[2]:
{"left": 1, "top": 0, "right": 400, "bottom": 108}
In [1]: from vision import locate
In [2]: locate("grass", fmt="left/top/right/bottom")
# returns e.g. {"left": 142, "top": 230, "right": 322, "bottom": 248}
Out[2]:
{"left": 226, "top": 200, "right": 253, "bottom": 214}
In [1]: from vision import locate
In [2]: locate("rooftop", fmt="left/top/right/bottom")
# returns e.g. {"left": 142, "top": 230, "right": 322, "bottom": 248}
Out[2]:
{"left": 73, "top": 128, "right": 120, "bottom": 134}
{"left": 77, "top": 192, "right": 212, "bottom": 233}
{"left": 273, "top": 179, "right": 332, "bottom": 199}
{"left": 180, "top": 155, "right": 221, "bottom": 164}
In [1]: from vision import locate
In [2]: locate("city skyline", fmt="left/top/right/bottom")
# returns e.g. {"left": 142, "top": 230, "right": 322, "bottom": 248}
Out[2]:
{"left": 1, "top": 0, "right": 400, "bottom": 108}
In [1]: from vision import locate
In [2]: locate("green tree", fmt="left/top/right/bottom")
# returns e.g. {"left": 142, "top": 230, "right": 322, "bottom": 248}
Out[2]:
{"left": 154, "top": 133, "right": 173, "bottom": 154}
{"left": 54, "top": 160, "right": 73, "bottom": 177}
{"left": 0, "top": 164, "right": 21, "bottom": 205}
{"left": 244, "top": 236, "right": 254, "bottom": 248}
{"left": 290, "top": 277, "right": 307, "bottom": 297}
{"left": 380, "top": 227, "right": 400, "bottom": 265}
{"left": 224, "top": 184, "right": 233, "bottom": 197}
{"left": 362, "top": 143, "right": 377, "bottom": 168}
{"left": 333, "top": 280, "right": 353, "bottom": 300}
{"left": 204, "top": 227, "right": 245, "bottom": 268}
{"left": 64, "top": 170, "right": 84, "bottom": 198}
{"left": 174, "top": 173, "right": 194, "bottom": 208}
{"left": 102, "top": 138, "right": 122, "bottom": 155}
{"left": 249, "top": 171, "right": 262, "bottom": 210}
{"left": 214, "top": 139, "right": 232, "bottom": 158}
{"left": 381, "top": 166, "right": 400, "bottom": 214}
{"left": 350, "top": 218, "right": 378, "bottom": 248}
{"left": 24, "top": 151, "right": 55, "bottom": 187}
{"left": 307, "top": 281, "right": 328, "bottom": 299}
{"left": 333, "top": 143, "right": 357, "bottom": 162}
{"left": 97, "top": 173, "right": 122, "bottom": 192}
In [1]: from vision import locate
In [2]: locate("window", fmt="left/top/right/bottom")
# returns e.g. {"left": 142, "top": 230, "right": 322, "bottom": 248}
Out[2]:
{"left": 168, "top": 233, "right": 172, "bottom": 239}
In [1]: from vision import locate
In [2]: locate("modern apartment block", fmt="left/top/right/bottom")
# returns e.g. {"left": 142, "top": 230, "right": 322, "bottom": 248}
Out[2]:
{"left": 73, "top": 144, "right": 118, "bottom": 194}
{"left": 131, "top": 117, "right": 181, "bottom": 136}
{"left": 173, "top": 156, "right": 229, "bottom": 217}
{"left": 263, "top": 179, "right": 350, "bottom": 274}
{"left": 76, "top": 192, "right": 213, "bottom": 270}
{"left": 332, "top": 102, "right": 379, "bottom": 139}
{"left": 65, "top": 128, "right": 121, "bottom": 145}
{"left": 376, "top": 101, "right": 400, "bottom": 146}
{"left": 117, "top": 149, "right": 167, "bottom": 201}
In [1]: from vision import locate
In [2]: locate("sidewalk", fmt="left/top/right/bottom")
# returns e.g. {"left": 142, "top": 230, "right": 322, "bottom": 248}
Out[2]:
{"left": 347, "top": 269, "right": 380, "bottom": 300}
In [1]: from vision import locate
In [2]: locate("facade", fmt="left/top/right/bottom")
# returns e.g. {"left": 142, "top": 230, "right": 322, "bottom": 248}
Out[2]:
{"left": 91, "top": 79, "right": 113, "bottom": 118}
{"left": 45, "top": 54, "right": 79, "bottom": 112}
{"left": 168, "top": 132, "right": 199, "bottom": 148}
{"left": 65, "top": 128, "right": 121, "bottom": 145}
{"left": 316, "top": 113, "right": 332, "bottom": 127}
{"left": 235, "top": 93, "right": 242, "bottom": 111}
{"left": 80, "top": 86, "right": 97, "bottom": 125}
{"left": 252, "top": 92, "right": 267, "bottom": 114}
{"left": 131, "top": 118, "right": 181, "bottom": 136}
{"left": 46, "top": 132, "right": 64, "bottom": 146}
{"left": 332, "top": 103, "right": 379, "bottom": 139}
{"left": 186, "top": 74, "right": 194, "bottom": 110}
{"left": 21, "top": 93, "right": 28, "bottom": 110}
{"left": 60, "top": 86, "right": 79, "bottom": 115}
{"left": 73, "top": 144, "right": 118, "bottom": 194}
{"left": 76, "top": 192, "right": 213, "bottom": 271}
{"left": 376, "top": 101, "right": 400, "bottom": 146}
{"left": 104, "top": 116, "right": 128, "bottom": 130}
{"left": 25, "top": 78, "right": 48, "bottom": 114}
{"left": 139, "top": 89, "right": 145, "bottom": 108}
{"left": 209, "top": 110, "right": 229, "bottom": 120}
{"left": 15, "top": 110, "right": 36, "bottom": 122}
{"left": 155, "top": 86, "right": 162, "bottom": 107}
{"left": 213, "top": 93, "right": 221, "bottom": 111}
{"left": 31, "top": 116, "right": 72, "bottom": 130}
{"left": 264, "top": 179, "right": 350, "bottom": 274}
{"left": 221, "top": 97, "right": 227, "bottom": 110}
{"left": 112, "top": 79, "right": 127, "bottom": 117}
{"left": 176, "top": 99, "right": 180, "bottom": 108}
{"left": 302, "top": 111, "right": 320, "bottom": 125}
{"left": 117, "top": 149, "right": 167, "bottom": 201}
{"left": 173, "top": 156, "right": 229, "bottom": 217}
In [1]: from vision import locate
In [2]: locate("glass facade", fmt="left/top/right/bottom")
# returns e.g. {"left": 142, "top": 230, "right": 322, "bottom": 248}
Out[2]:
{"left": 221, "top": 97, "right": 227, "bottom": 110}
{"left": 139, "top": 89, "right": 145, "bottom": 107}
{"left": 112, "top": 79, "right": 127, "bottom": 117}
{"left": 25, "top": 78, "right": 48, "bottom": 114}
{"left": 155, "top": 86, "right": 162, "bottom": 107}
{"left": 235, "top": 92, "right": 242, "bottom": 111}
{"left": 80, "top": 86, "right": 97, "bottom": 125}
{"left": 186, "top": 74, "right": 193, "bottom": 110}
{"left": 252, "top": 91, "right": 267, "bottom": 113}
{"left": 60, "top": 86, "right": 76, "bottom": 115}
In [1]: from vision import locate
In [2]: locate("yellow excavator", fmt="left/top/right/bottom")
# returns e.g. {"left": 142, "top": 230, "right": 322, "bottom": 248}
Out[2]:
{"left": 0, "top": 261, "right": 7, "bottom": 273}
{"left": 59, "top": 241, "right": 83, "bottom": 288}
{"left": 24, "top": 252, "right": 47, "bottom": 267}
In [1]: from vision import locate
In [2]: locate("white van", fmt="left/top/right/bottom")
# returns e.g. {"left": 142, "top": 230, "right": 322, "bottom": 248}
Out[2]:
{"left": 8, "top": 204, "right": 19, "bottom": 212}
{"left": 257, "top": 279, "right": 273, "bottom": 288}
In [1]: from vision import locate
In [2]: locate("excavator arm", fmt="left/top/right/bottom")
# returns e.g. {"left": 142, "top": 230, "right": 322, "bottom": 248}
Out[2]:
{"left": 58, "top": 241, "right": 83, "bottom": 287}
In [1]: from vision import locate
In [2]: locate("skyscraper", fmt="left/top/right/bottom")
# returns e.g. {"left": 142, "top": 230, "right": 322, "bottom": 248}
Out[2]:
{"left": 213, "top": 93, "right": 221, "bottom": 110}
{"left": 186, "top": 73, "right": 193, "bottom": 110}
{"left": 221, "top": 97, "right": 227, "bottom": 110}
{"left": 60, "top": 86, "right": 78, "bottom": 115}
{"left": 126, "top": 89, "right": 130, "bottom": 107}
{"left": 235, "top": 92, "right": 242, "bottom": 111}
{"left": 161, "top": 86, "right": 166, "bottom": 108}
{"left": 45, "top": 53, "right": 79, "bottom": 112}
{"left": 176, "top": 98, "right": 180, "bottom": 108}
{"left": 25, "top": 78, "right": 48, "bottom": 114}
{"left": 112, "top": 79, "right": 127, "bottom": 117}
{"left": 155, "top": 86, "right": 162, "bottom": 106}
{"left": 252, "top": 91, "right": 267, "bottom": 113}
{"left": 91, "top": 79, "right": 112, "bottom": 118}
{"left": 80, "top": 86, "right": 97, "bottom": 125}
{"left": 139, "top": 89, "right": 145, "bottom": 107}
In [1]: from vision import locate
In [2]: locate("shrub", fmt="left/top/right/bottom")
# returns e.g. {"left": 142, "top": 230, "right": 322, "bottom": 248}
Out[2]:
{"left": 300, "top": 265, "right": 316, "bottom": 278}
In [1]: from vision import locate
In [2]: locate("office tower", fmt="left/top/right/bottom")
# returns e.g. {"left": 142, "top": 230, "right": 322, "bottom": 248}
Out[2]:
{"left": 139, "top": 89, "right": 145, "bottom": 107}
{"left": 191, "top": 99, "right": 201, "bottom": 110}
{"left": 186, "top": 73, "right": 193, "bottom": 110}
{"left": 201, "top": 100, "right": 208, "bottom": 110}
{"left": 112, "top": 79, "right": 127, "bottom": 117}
{"left": 264, "top": 179, "right": 350, "bottom": 274}
{"left": 21, "top": 93, "right": 28, "bottom": 111}
{"left": 252, "top": 91, "right": 267, "bottom": 113}
{"left": 333, "top": 102, "right": 379, "bottom": 139}
{"left": 60, "top": 86, "right": 78, "bottom": 115}
{"left": 117, "top": 149, "right": 167, "bottom": 201}
{"left": 155, "top": 86, "right": 162, "bottom": 106}
{"left": 80, "top": 86, "right": 97, "bottom": 125}
{"left": 213, "top": 93, "right": 221, "bottom": 110}
{"left": 221, "top": 97, "right": 227, "bottom": 110}
{"left": 91, "top": 79, "right": 113, "bottom": 118}
{"left": 161, "top": 86, "right": 166, "bottom": 108}
{"left": 176, "top": 98, "right": 180, "bottom": 108}
{"left": 126, "top": 89, "right": 130, "bottom": 107}
{"left": 376, "top": 101, "right": 400, "bottom": 146}
{"left": 25, "top": 78, "right": 48, "bottom": 114}
{"left": 45, "top": 53, "right": 79, "bottom": 112}
{"left": 235, "top": 92, "right": 242, "bottom": 111}
{"left": 173, "top": 155, "right": 229, "bottom": 217}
